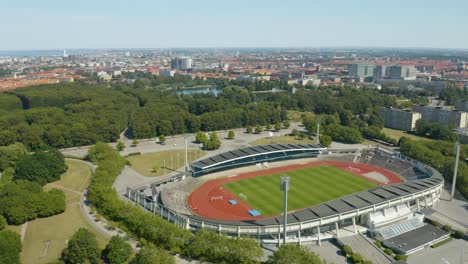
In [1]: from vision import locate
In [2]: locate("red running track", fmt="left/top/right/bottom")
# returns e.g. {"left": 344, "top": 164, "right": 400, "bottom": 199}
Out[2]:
{"left": 187, "top": 161, "right": 402, "bottom": 221}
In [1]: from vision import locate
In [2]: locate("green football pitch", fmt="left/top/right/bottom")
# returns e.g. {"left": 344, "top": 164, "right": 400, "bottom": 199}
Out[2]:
{"left": 222, "top": 165, "right": 378, "bottom": 217}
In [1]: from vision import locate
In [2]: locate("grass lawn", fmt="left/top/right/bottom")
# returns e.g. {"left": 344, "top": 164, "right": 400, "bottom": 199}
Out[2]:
{"left": 20, "top": 159, "right": 108, "bottom": 264}
{"left": 127, "top": 149, "right": 206, "bottom": 177}
{"left": 250, "top": 135, "right": 315, "bottom": 146}
{"left": 382, "top": 127, "right": 429, "bottom": 142}
{"left": 287, "top": 110, "right": 314, "bottom": 122}
{"left": 223, "top": 166, "right": 377, "bottom": 217}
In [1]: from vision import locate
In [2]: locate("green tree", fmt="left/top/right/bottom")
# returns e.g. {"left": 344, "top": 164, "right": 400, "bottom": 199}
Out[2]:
{"left": 132, "top": 243, "right": 175, "bottom": 264}
{"left": 159, "top": 135, "right": 166, "bottom": 145}
{"left": 283, "top": 120, "right": 290, "bottom": 129}
{"left": 61, "top": 228, "right": 100, "bottom": 264}
{"left": 266, "top": 124, "right": 272, "bottom": 131}
{"left": 0, "top": 230, "right": 22, "bottom": 264}
{"left": 0, "top": 143, "right": 28, "bottom": 171}
{"left": 203, "top": 132, "right": 222, "bottom": 150}
{"left": 274, "top": 123, "right": 282, "bottom": 131}
{"left": 246, "top": 126, "right": 253, "bottom": 133}
{"left": 116, "top": 141, "right": 126, "bottom": 151}
{"left": 195, "top": 132, "right": 207, "bottom": 143}
{"left": 319, "top": 135, "right": 332, "bottom": 147}
{"left": 267, "top": 244, "right": 325, "bottom": 264}
{"left": 14, "top": 149, "right": 67, "bottom": 185}
{"left": 291, "top": 129, "right": 299, "bottom": 137}
{"left": 255, "top": 125, "right": 263, "bottom": 134}
{"left": 103, "top": 236, "right": 132, "bottom": 264}
{"left": 227, "top": 130, "right": 235, "bottom": 140}
{"left": 0, "top": 215, "right": 6, "bottom": 230}
{"left": 132, "top": 139, "right": 139, "bottom": 146}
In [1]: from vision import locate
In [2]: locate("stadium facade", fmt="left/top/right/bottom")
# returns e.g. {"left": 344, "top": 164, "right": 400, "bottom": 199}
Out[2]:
{"left": 126, "top": 145, "right": 444, "bottom": 247}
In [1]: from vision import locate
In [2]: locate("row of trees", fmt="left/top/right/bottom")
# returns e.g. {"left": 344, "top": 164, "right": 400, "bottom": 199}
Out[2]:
{"left": 414, "top": 119, "right": 458, "bottom": 141}
{"left": 86, "top": 142, "right": 263, "bottom": 263}
{"left": 399, "top": 138, "right": 468, "bottom": 198}
{"left": 60, "top": 229, "right": 135, "bottom": 264}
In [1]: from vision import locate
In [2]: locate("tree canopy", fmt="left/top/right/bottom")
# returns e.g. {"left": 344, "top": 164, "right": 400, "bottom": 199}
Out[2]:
{"left": 267, "top": 244, "right": 326, "bottom": 264}
{"left": 0, "top": 230, "right": 22, "bottom": 264}
{"left": 61, "top": 228, "right": 100, "bottom": 264}
{"left": 102, "top": 236, "right": 133, "bottom": 264}
{"left": 14, "top": 149, "right": 67, "bottom": 185}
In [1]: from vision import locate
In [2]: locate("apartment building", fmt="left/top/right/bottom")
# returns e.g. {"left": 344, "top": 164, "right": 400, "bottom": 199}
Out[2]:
{"left": 379, "top": 107, "right": 421, "bottom": 131}
{"left": 412, "top": 105, "right": 468, "bottom": 128}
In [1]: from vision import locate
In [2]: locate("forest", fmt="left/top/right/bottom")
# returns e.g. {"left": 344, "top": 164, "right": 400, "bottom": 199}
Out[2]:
{"left": 0, "top": 80, "right": 397, "bottom": 150}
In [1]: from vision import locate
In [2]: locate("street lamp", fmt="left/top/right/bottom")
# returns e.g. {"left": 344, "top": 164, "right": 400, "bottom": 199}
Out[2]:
{"left": 280, "top": 176, "right": 290, "bottom": 245}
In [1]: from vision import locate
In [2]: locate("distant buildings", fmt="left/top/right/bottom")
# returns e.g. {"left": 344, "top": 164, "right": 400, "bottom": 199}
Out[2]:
{"left": 348, "top": 64, "right": 375, "bottom": 78}
{"left": 454, "top": 100, "right": 468, "bottom": 112}
{"left": 159, "top": 69, "right": 176, "bottom": 77}
{"left": 412, "top": 105, "right": 468, "bottom": 128}
{"left": 388, "top": 65, "right": 417, "bottom": 80}
{"left": 380, "top": 107, "right": 421, "bottom": 131}
{"left": 171, "top": 57, "right": 192, "bottom": 70}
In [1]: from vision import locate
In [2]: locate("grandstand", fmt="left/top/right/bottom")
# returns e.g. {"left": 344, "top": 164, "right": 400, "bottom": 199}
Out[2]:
{"left": 190, "top": 143, "right": 324, "bottom": 176}
{"left": 126, "top": 145, "right": 445, "bottom": 246}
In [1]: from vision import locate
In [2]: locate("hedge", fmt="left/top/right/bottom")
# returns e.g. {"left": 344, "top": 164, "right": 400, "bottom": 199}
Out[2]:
{"left": 430, "top": 237, "right": 453, "bottom": 248}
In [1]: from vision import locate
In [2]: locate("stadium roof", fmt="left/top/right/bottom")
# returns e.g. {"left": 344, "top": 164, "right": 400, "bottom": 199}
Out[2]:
{"left": 191, "top": 144, "right": 324, "bottom": 170}
{"left": 186, "top": 177, "right": 443, "bottom": 226}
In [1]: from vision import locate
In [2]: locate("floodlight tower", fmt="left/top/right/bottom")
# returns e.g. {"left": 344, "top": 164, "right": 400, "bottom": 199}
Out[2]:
{"left": 316, "top": 117, "right": 321, "bottom": 145}
{"left": 280, "top": 176, "right": 290, "bottom": 245}
{"left": 451, "top": 142, "right": 460, "bottom": 200}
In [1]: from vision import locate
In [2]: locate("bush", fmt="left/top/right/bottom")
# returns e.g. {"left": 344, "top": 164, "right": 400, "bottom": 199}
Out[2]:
{"left": 442, "top": 225, "right": 452, "bottom": 233}
{"left": 126, "top": 152, "right": 141, "bottom": 157}
{"left": 395, "top": 254, "right": 408, "bottom": 261}
{"left": 343, "top": 245, "right": 353, "bottom": 256}
{"left": 351, "top": 253, "right": 362, "bottom": 263}
{"left": 453, "top": 230, "right": 465, "bottom": 239}
{"left": 384, "top": 248, "right": 393, "bottom": 255}
{"left": 374, "top": 241, "right": 382, "bottom": 248}
{"left": 246, "top": 126, "right": 253, "bottom": 133}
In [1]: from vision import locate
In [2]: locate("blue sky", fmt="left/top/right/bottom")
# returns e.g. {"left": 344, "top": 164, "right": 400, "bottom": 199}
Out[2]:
{"left": 1, "top": 0, "right": 467, "bottom": 50}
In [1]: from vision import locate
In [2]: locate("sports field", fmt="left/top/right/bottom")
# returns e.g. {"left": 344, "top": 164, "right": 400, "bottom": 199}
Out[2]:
{"left": 223, "top": 165, "right": 378, "bottom": 217}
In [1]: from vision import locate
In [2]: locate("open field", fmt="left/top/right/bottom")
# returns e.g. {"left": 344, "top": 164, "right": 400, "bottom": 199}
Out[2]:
{"left": 382, "top": 127, "right": 429, "bottom": 141}
{"left": 127, "top": 149, "right": 206, "bottom": 177}
{"left": 249, "top": 135, "right": 315, "bottom": 146}
{"left": 20, "top": 160, "right": 108, "bottom": 264}
{"left": 223, "top": 165, "right": 378, "bottom": 217}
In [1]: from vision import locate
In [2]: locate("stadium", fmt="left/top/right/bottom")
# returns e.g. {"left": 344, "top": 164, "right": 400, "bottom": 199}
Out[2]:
{"left": 126, "top": 144, "right": 446, "bottom": 254}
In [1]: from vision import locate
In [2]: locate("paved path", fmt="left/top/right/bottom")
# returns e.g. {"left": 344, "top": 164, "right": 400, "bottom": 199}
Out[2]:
{"left": 20, "top": 222, "right": 28, "bottom": 242}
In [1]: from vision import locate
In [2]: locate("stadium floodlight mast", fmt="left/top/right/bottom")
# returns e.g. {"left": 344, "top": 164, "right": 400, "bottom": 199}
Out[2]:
{"left": 280, "top": 175, "right": 290, "bottom": 245}
{"left": 316, "top": 117, "right": 321, "bottom": 145}
{"left": 451, "top": 142, "right": 460, "bottom": 200}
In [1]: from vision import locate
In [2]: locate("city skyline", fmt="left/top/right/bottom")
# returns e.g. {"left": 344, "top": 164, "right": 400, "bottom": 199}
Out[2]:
{"left": 2, "top": 0, "right": 467, "bottom": 50}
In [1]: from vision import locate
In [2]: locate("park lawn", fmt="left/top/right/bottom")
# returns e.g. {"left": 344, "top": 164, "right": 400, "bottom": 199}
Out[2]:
{"left": 249, "top": 135, "right": 315, "bottom": 146}
{"left": 223, "top": 166, "right": 378, "bottom": 217}
{"left": 20, "top": 159, "right": 108, "bottom": 264}
{"left": 382, "top": 127, "right": 429, "bottom": 142}
{"left": 48, "top": 159, "right": 93, "bottom": 192}
{"left": 127, "top": 149, "right": 206, "bottom": 177}
{"left": 21, "top": 204, "right": 108, "bottom": 264}
{"left": 287, "top": 110, "right": 314, "bottom": 122}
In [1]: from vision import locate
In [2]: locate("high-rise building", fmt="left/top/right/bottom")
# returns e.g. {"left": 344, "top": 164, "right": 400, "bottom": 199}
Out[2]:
{"left": 388, "top": 65, "right": 417, "bottom": 79}
{"left": 380, "top": 107, "right": 421, "bottom": 131}
{"left": 373, "top": 65, "right": 388, "bottom": 79}
{"left": 412, "top": 105, "right": 468, "bottom": 128}
{"left": 171, "top": 57, "right": 192, "bottom": 70}
{"left": 348, "top": 64, "right": 375, "bottom": 78}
